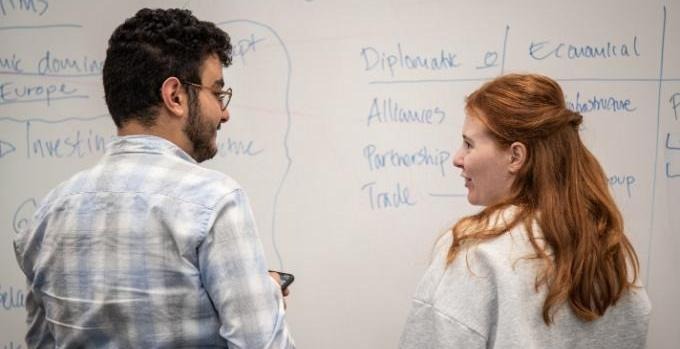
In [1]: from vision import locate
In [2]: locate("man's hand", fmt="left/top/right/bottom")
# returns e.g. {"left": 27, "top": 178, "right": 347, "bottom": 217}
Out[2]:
{"left": 269, "top": 271, "right": 290, "bottom": 304}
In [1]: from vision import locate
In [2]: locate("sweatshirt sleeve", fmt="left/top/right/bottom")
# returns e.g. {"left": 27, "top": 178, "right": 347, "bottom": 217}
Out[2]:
{"left": 400, "top": 235, "right": 501, "bottom": 348}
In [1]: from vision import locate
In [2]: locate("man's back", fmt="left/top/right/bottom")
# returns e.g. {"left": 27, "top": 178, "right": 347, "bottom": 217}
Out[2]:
{"left": 15, "top": 135, "right": 292, "bottom": 348}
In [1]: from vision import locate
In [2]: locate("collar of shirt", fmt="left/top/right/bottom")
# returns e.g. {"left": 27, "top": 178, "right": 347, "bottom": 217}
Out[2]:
{"left": 106, "top": 135, "right": 197, "bottom": 164}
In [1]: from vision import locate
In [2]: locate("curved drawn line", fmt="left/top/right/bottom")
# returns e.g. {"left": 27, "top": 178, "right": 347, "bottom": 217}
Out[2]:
{"left": 0, "top": 24, "right": 82, "bottom": 31}
{"left": 0, "top": 71, "right": 100, "bottom": 78}
{"left": 556, "top": 78, "right": 659, "bottom": 82}
{"left": 0, "top": 95, "right": 89, "bottom": 106}
{"left": 0, "top": 114, "right": 109, "bottom": 123}
{"left": 217, "top": 20, "right": 292, "bottom": 270}
{"left": 370, "top": 78, "right": 489, "bottom": 84}
{"left": 12, "top": 198, "right": 37, "bottom": 234}
{"left": 370, "top": 77, "right": 663, "bottom": 85}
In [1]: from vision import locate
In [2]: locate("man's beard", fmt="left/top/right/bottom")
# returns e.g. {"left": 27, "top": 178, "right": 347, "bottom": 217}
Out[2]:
{"left": 184, "top": 96, "right": 218, "bottom": 163}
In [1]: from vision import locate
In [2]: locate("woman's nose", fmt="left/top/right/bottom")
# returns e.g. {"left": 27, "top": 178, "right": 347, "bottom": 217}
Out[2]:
{"left": 453, "top": 148, "right": 464, "bottom": 169}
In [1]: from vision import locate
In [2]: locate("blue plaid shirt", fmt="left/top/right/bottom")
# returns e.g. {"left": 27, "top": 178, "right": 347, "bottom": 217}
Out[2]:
{"left": 14, "top": 135, "right": 295, "bottom": 348}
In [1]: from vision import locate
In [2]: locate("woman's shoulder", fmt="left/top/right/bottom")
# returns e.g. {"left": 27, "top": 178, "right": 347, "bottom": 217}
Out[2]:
{"left": 460, "top": 212, "right": 538, "bottom": 262}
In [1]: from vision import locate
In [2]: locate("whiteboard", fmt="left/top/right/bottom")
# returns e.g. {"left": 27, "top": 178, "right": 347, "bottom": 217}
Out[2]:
{"left": 1, "top": 1, "right": 678, "bottom": 348}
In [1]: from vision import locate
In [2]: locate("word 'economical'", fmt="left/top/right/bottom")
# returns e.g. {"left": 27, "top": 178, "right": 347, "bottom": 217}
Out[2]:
{"left": 530, "top": 36, "right": 641, "bottom": 60}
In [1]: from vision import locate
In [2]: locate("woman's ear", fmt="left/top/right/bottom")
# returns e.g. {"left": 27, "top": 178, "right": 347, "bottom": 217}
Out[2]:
{"left": 160, "top": 77, "right": 185, "bottom": 117}
{"left": 508, "top": 141, "right": 527, "bottom": 174}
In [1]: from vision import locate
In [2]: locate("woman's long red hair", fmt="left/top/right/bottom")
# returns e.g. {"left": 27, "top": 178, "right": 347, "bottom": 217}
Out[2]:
{"left": 447, "top": 73, "right": 640, "bottom": 324}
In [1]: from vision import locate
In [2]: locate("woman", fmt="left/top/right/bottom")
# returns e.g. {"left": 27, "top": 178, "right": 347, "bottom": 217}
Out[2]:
{"left": 399, "top": 74, "right": 651, "bottom": 348}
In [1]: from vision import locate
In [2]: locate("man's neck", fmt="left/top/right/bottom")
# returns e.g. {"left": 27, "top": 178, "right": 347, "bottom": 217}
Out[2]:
{"left": 117, "top": 118, "right": 193, "bottom": 157}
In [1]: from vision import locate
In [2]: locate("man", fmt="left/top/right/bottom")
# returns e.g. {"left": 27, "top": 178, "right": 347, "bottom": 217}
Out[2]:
{"left": 14, "top": 8, "right": 295, "bottom": 348}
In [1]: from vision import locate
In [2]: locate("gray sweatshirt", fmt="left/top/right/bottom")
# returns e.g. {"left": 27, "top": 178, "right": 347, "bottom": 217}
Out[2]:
{"left": 399, "top": 216, "right": 651, "bottom": 348}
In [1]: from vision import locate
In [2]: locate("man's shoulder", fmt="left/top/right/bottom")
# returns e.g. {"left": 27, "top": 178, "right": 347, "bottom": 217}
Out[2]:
{"left": 149, "top": 158, "right": 245, "bottom": 210}
{"left": 40, "top": 154, "right": 244, "bottom": 213}
{"left": 39, "top": 166, "right": 97, "bottom": 207}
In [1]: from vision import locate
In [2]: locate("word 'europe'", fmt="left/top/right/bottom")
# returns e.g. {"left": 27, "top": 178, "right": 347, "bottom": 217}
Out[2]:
{"left": 0, "top": 81, "right": 79, "bottom": 106}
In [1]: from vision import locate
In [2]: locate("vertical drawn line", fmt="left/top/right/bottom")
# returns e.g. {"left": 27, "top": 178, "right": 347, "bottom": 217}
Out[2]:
{"left": 217, "top": 20, "right": 293, "bottom": 270}
{"left": 501, "top": 25, "right": 509, "bottom": 75}
{"left": 646, "top": 5, "right": 667, "bottom": 286}
{"left": 270, "top": 29, "right": 294, "bottom": 271}
{"left": 25, "top": 121, "right": 30, "bottom": 159}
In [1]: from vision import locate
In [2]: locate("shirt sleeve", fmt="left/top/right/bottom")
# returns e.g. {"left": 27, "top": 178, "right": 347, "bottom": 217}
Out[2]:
{"left": 24, "top": 286, "right": 55, "bottom": 349}
{"left": 14, "top": 210, "right": 56, "bottom": 349}
{"left": 198, "top": 189, "right": 295, "bottom": 349}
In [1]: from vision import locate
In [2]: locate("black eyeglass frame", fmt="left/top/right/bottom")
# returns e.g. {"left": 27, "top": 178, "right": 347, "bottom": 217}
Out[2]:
{"left": 181, "top": 80, "right": 232, "bottom": 111}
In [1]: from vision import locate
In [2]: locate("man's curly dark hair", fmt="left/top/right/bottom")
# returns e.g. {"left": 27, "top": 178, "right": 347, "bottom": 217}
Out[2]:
{"left": 103, "top": 8, "right": 232, "bottom": 128}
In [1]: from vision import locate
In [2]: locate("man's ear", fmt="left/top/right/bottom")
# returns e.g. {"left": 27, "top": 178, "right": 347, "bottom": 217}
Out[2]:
{"left": 508, "top": 141, "right": 527, "bottom": 174}
{"left": 160, "top": 77, "right": 185, "bottom": 117}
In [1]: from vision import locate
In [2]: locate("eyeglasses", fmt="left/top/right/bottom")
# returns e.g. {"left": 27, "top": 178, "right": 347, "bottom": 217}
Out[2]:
{"left": 181, "top": 80, "right": 232, "bottom": 111}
